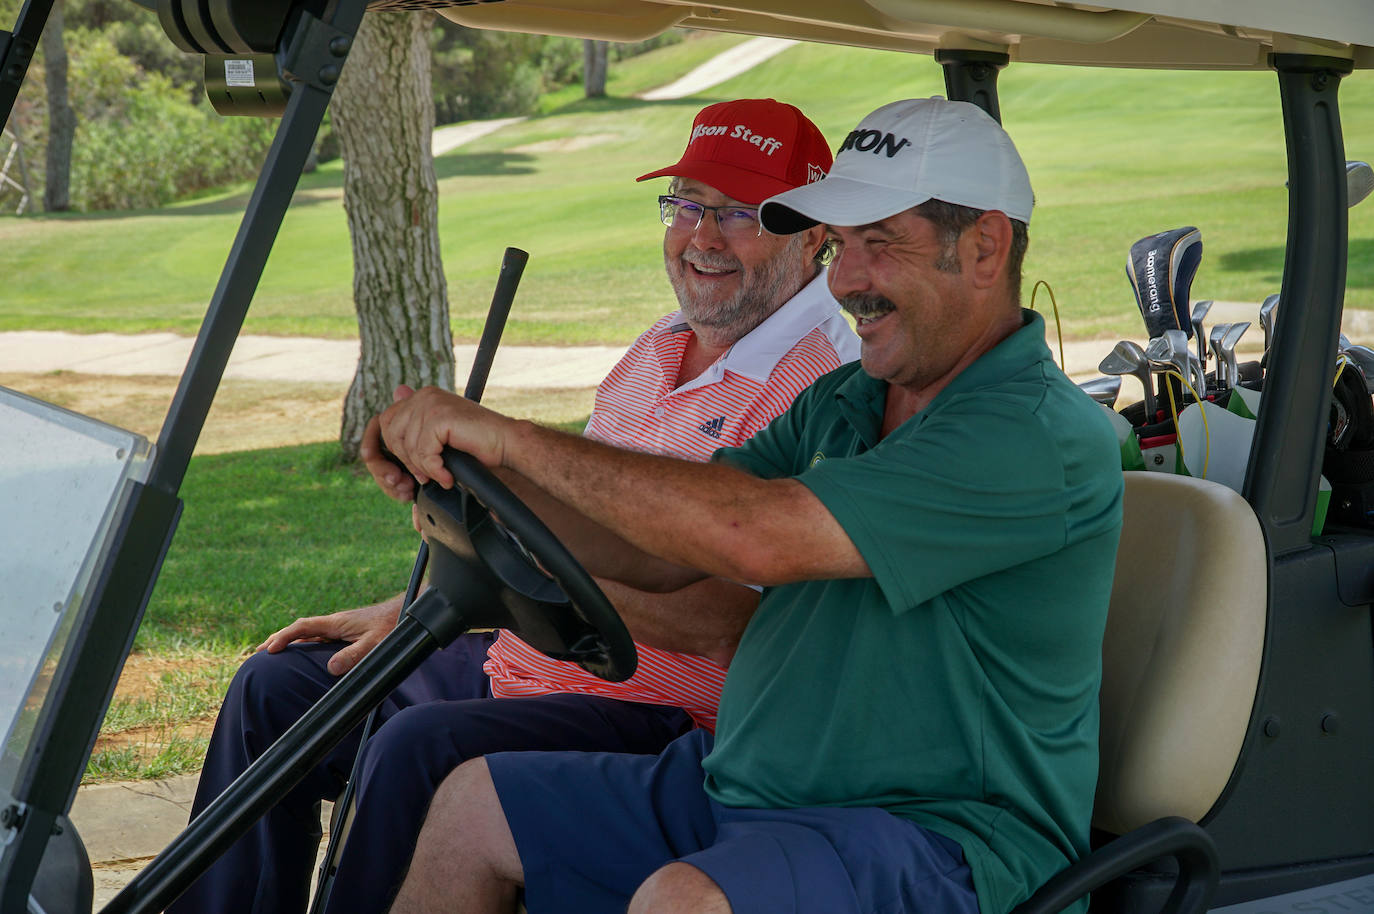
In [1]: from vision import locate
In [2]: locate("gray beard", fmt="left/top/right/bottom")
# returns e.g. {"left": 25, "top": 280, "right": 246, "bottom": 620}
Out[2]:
{"left": 666, "top": 235, "right": 809, "bottom": 344}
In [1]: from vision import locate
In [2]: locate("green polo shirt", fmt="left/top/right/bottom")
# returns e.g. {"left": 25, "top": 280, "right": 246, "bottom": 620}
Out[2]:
{"left": 705, "top": 310, "right": 1123, "bottom": 914}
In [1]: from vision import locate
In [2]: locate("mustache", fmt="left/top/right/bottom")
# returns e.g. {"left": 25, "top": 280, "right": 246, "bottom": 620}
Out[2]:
{"left": 839, "top": 294, "right": 897, "bottom": 320}
{"left": 681, "top": 250, "right": 743, "bottom": 272}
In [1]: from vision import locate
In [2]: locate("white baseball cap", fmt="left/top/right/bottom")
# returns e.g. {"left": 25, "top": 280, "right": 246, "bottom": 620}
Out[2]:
{"left": 760, "top": 97, "right": 1034, "bottom": 234}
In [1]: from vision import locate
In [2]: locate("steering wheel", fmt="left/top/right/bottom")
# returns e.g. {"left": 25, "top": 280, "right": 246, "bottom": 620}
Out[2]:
{"left": 411, "top": 447, "right": 637, "bottom": 682}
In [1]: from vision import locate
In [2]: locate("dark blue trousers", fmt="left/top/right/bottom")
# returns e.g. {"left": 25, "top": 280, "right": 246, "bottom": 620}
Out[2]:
{"left": 166, "top": 632, "right": 694, "bottom": 914}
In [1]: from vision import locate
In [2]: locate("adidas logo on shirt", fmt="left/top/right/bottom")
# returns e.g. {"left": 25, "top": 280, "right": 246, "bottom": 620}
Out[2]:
{"left": 698, "top": 417, "right": 725, "bottom": 439}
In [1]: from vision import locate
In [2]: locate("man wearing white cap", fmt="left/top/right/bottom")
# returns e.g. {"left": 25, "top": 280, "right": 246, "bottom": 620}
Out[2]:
{"left": 378, "top": 97, "right": 1124, "bottom": 914}
{"left": 170, "top": 98, "right": 856, "bottom": 914}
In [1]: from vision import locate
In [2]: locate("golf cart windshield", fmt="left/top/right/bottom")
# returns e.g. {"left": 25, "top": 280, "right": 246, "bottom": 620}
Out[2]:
{"left": 0, "top": 391, "right": 151, "bottom": 796}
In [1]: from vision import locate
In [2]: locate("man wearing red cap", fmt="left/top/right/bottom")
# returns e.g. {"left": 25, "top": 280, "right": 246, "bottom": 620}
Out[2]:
{"left": 377, "top": 97, "right": 1122, "bottom": 914}
{"left": 167, "top": 98, "right": 855, "bottom": 914}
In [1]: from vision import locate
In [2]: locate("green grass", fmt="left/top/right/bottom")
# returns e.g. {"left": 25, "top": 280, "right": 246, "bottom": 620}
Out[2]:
{"left": 136, "top": 441, "right": 427, "bottom": 652}
{"left": 4, "top": 43, "right": 1372, "bottom": 345}
{"left": 85, "top": 734, "right": 214, "bottom": 783}
{"left": 138, "top": 416, "right": 587, "bottom": 652}
{"left": 84, "top": 657, "right": 240, "bottom": 782}
{"left": 85, "top": 423, "right": 586, "bottom": 782}
{"left": 97, "top": 659, "right": 241, "bottom": 731}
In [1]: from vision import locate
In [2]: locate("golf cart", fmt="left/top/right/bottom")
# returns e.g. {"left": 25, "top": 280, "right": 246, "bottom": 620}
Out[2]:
{"left": 1, "top": 1, "right": 1373, "bottom": 912}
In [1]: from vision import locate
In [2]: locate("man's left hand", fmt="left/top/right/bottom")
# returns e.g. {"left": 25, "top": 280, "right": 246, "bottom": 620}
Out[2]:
{"left": 376, "top": 385, "right": 514, "bottom": 489}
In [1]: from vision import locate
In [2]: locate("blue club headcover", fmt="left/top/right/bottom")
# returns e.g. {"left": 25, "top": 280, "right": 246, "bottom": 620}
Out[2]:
{"left": 1127, "top": 226, "right": 1203, "bottom": 340}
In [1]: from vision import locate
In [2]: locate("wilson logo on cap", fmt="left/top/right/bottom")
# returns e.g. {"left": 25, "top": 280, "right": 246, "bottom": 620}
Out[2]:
{"left": 689, "top": 123, "right": 784, "bottom": 156}
{"left": 838, "top": 129, "right": 911, "bottom": 158}
{"left": 806, "top": 163, "right": 826, "bottom": 183}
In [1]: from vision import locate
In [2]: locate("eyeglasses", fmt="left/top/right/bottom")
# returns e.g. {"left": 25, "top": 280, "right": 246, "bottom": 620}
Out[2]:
{"left": 658, "top": 195, "right": 763, "bottom": 238}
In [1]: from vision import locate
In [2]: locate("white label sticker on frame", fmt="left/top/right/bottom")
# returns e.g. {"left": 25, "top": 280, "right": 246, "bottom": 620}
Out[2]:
{"left": 225, "top": 59, "right": 255, "bottom": 88}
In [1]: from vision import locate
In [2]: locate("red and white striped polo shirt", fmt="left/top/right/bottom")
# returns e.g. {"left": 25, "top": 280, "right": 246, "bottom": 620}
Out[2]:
{"left": 484, "top": 273, "right": 859, "bottom": 731}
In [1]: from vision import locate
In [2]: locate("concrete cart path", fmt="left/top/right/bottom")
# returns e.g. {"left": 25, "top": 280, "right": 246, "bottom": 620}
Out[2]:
{"left": 7, "top": 302, "right": 1374, "bottom": 391}
{"left": 638, "top": 36, "right": 798, "bottom": 100}
{"left": 71, "top": 775, "right": 335, "bottom": 907}
{"left": 0, "top": 330, "right": 626, "bottom": 389}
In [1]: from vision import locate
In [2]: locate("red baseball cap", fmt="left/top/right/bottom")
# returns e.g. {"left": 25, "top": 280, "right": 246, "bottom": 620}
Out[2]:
{"left": 636, "top": 98, "right": 832, "bottom": 205}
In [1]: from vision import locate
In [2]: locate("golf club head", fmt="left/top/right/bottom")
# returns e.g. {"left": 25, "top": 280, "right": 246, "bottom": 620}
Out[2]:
{"left": 1209, "top": 325, "right": 1227, "bottom": 387}
{"left": 1079, "top": 375, "right": 1123, "bottom": 408}
{"left": 1349, "top": 161, "right": 1374, "bottom": 209}
{"left": 1099, "top": 340, "right": 1155, "bottom": 419}
{"left": 1346, "top": 345, "right": 1374, "bottom": 395}
{"left": 1164, "top": 328, "right": 1192, "bottom": 381}
{"left": 1188, "top": 351, "right": 1207, "bottom": 400}
{"left": 1191, "top": 299, "right": 1213, "bottom": 368}
{"left": 1144, "top": 335, "right": 1172, "bottom": 367}
{"left": 1260, "top": 293, "right": 1280, "bottom": 353}
{"left": 1127, "top": 227, "right": 1203, "bottom": 341}
{"left": 1222, "top": 321, "right": 1251, "bottom": 389}
{"left": 1144, "top": 331, "right": 1189, "bottom": 413}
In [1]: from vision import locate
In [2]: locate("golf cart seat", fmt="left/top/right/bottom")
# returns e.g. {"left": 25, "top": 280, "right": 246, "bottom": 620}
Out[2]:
{"left": 1016, "top": 471, "right": 1268, "bottom": 913}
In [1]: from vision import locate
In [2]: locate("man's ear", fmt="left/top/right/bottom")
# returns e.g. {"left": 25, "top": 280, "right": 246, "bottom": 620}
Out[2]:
{"left": 802, "top": 223, "right": 828, "bottom": 262}
{"left": 969, "top": 210, "right": 1013, "bottom": 291}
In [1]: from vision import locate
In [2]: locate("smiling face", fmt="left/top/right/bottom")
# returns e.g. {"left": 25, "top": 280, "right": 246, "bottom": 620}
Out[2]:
{"left": 825, "top": 207, "right": 1019, "bottom": 398}
{"left": 663, "top": 178, "right": 820, "bottom": 345}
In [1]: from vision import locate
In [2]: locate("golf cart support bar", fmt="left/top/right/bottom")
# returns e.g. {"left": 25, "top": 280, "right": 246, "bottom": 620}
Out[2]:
{"left": 151, "top": 6, "right": 361, "bottom": 496}
{"left": 102, "top": 588, "right": 469, "bottom": 914}
{"left": 0, "top": 0, "right": 55, "bottom": 133}
{"left": 1243, "top": 53, "right": 1353, "bottom": 556}
{"left": 937, "top": 49, "right": 1009, "bottom": 125}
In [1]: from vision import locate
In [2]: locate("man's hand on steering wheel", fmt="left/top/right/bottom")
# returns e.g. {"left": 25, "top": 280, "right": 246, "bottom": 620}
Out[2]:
{"left": 257, "top": 594, "right": 405, "bottom": 677}
{"left": 366, "top": 385, "right": 513, "bottom": 496}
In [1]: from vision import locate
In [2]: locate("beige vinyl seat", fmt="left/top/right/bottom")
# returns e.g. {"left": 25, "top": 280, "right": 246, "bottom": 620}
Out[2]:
{"left": 1095, "top": 471, "right": 1269, "bottom": 835}
{"left": 1014, "top": 472, "right": 1267, "bottom": 913}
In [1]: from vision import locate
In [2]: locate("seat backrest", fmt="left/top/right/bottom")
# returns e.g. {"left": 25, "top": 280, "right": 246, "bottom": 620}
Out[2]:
{"left": 1093, "top": 472, "right": 1268, "bottom": 836}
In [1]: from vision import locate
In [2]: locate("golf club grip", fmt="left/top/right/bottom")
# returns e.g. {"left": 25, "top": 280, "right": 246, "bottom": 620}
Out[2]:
{"left": 464, "top": 247, "right": 529, "bottom": 403}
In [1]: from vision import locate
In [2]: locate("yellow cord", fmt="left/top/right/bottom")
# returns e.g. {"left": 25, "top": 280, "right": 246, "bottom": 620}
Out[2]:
{"left": 1029, "top": 280, "right": 1066, "bottom": 371}
{"left": 1334, "top": 353, "right": 1352, "bottom": 388}
{"left": 1161, "top": 369, "right": 1211, "bottom": 479}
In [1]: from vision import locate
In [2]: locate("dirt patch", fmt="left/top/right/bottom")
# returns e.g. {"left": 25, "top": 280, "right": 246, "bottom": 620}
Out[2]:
{"left": 1, "top": 372, "right": 597, "bottom": 454}
{"left": 110, "top": 652, "right": 227, "bottom": 703}
{"left": 0, "top": 371, "right": 345, "bottom": 454}
{"left": 93, "top": 719, "right": 218, "bottom": 755}
{"left": 89, "top": 651, "right": 239, "bottom": 772}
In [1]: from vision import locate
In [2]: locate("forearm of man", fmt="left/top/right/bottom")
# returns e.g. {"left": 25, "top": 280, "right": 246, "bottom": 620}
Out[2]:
{"left": 503, "top": 420, "right": 868, "bottom": 586}
{"left": 597, "top": 577, "right": 758, "bottom": 669}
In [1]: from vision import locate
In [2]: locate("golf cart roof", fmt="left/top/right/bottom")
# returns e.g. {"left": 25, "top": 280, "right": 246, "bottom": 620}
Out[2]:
{"left": 437, "top": 0, "right": 1374, "bottom": 70}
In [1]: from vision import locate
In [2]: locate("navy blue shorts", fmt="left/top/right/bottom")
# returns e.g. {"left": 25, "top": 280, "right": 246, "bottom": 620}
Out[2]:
{"left": 486, "top": 730, "right": 979, "bottom": 914}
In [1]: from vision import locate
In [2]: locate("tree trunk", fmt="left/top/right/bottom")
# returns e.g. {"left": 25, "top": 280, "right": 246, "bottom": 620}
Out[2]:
{"left": 583, "top": 39, "right": 609, "bottom": 98}
{"left": 41, "top": 0, "right": 75, "bottom": 212}
{"left": 331, "top": 10, "right": 454, "bottom": 462}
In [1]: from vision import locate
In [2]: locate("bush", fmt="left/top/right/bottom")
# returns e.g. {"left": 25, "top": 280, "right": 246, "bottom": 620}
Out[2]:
{"left": 65, "top": 31, "right": 273, "bottom": 210}
{"left": 427, "top": 25, "right": 690, "bottom": 126}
